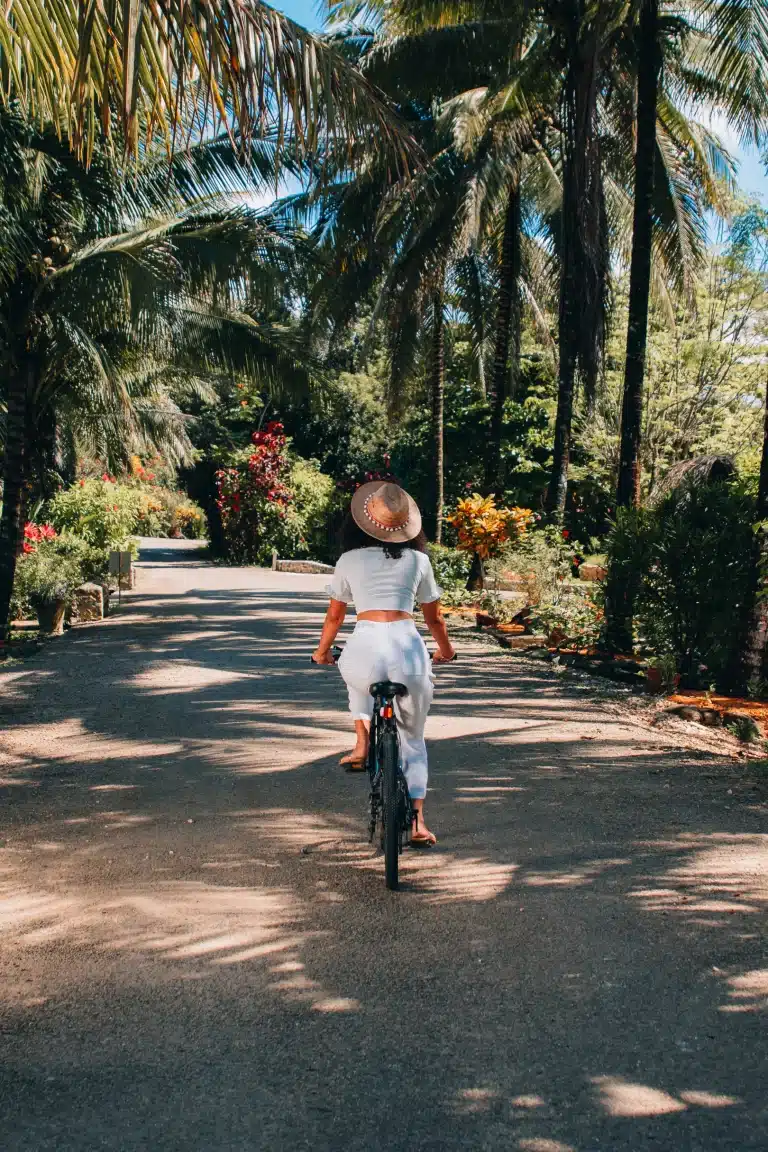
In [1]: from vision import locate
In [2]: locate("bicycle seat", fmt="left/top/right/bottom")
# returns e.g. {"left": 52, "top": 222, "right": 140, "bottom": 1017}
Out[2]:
{"left": 370, "top": 680, "right": 409, "bottom": 699}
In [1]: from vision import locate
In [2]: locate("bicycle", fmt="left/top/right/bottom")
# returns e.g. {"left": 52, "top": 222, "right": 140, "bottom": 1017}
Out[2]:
{"left": 311, "top": 645, "right": 456, "bottom": 891}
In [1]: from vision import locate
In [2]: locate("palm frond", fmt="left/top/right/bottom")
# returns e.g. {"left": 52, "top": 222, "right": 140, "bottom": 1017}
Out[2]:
{"left": 0, "top": 0, "right": 420, "bottom": 174}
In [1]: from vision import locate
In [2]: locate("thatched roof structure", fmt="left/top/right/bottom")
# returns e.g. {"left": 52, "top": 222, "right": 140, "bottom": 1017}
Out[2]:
{"left": 648, "top": 455, "right": 736, "bottom": 506}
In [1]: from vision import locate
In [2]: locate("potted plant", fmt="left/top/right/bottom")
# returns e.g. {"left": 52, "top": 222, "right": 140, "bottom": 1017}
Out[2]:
{"left": 646, "top": 653, "right": 680, "bottom": 694}
{"left": 14, "top": 532, "right": 83, "bottom": 636}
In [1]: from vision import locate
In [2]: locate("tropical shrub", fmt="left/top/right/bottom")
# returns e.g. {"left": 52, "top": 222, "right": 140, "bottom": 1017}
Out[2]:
{"left": 45, "top": 533, "right": 111, "bottom": 584}
{"left": 427, "top": 543, "right": 472, "bottom": 590}
{"left": 215, "top": 423, "right": 334, "bottom": 565}
{"left": 133, "top": 487, "right": 207, "bottom": 539}
{"left": 174, "top": 502, "right": 207, "bottom": 539}
{"left": 47, "top": 477, "right": 142, "bottom": 550}
{"left": 491, "top": 527, "right": 604, "bottom": 646}
{"left": 447, "top": 494, "right": 533, "bottom": 561}
{"left": 46, "top": 474, "right": 206, "bottom": 544}
{"left": 289, "top": 457, "right": 336, "bottom": 558}
{"left": 14, "top": 534, "right": 83, "bottom": 609}
{"left": 606, "top": 483, "right": 754, "bottom": 687}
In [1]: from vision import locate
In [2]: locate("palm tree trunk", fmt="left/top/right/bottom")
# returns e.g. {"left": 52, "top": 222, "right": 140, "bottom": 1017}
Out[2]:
{"left": 546, "top": 26, "right": 604, "bottom": 519}
{"left": 616, "top": 0, "right": 660, "bottom": 509}
{"left": 547, "top": 327, "right": 578, "bottom": 519}
{"left": 486, "top": 175, "right": 522, "bottom": 495}
{"left": 431, "top": 285, "right": 445, "bottom": 544}
{"left": 0, "top": 365, "right": 30, "bottom": 643}
{"left": 606, "top": 0, "right": 661, "bottom": 654}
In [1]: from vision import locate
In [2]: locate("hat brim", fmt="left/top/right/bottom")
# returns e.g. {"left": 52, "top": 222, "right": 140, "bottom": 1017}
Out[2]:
{"left": 350, "top": 481, "right": 423, "bottom": 543}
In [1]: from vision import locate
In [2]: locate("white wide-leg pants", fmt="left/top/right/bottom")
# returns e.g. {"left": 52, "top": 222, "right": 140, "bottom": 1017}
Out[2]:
{"left": 338, "top": 619, "right": 434, "bottom": 799}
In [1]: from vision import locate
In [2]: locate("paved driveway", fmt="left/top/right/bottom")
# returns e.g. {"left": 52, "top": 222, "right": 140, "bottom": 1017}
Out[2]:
{"left": 1, "top": 540, "right": 766, "bottom": 1151}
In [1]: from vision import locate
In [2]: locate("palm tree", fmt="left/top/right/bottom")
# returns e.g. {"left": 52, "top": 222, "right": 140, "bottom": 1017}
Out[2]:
{"left": 617, "top": 0, "right": 768, "bottom": 514}
{"left": 605, "top": 1, "right": 768, "bottom": 650}
{"left": 541, "top": 0, "right": 627, "bottom": 519}
{"left": 345, "top": 1, "right": 546, "bottom": 494}
{"left": 0, "top": 115, "right": 317, "bottom": 639}
{"left": 0, "top": 0, "right": 417, "bottom": 170}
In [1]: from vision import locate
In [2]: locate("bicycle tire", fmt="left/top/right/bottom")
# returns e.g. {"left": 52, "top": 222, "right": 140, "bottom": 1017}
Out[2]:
{"left": 381, "top": 729, "right": 399, "bottom": 891}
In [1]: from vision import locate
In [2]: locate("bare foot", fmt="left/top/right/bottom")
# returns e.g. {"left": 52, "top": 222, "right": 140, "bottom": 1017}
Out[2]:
{"left": 411, "top": 809, "right": 437, "bottom": 846}
{"left": 340, "top": 740, "right": 368, "bottom": 768}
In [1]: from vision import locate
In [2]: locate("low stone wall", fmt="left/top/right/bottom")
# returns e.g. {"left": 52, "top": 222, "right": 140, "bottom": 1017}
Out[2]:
{"left": 271, "top": 552, "right": 333, "bottom": 575}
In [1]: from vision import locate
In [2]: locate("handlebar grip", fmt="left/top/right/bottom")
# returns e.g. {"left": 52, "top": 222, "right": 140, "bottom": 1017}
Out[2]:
{"left": 310, "top": 645, "right": 342, "bottom": 665}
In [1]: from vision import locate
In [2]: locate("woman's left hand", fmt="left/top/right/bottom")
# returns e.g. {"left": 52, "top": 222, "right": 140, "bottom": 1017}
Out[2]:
{"left": 312, "top": 648, "right": 337, "bottom": 665}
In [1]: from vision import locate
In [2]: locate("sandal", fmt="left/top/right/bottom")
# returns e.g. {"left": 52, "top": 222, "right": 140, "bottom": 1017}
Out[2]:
{"left": 411, "top": 817, "right": 437, "bottom": 847}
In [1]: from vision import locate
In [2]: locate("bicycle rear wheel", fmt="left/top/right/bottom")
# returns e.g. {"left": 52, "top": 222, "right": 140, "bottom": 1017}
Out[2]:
{"left": 381, "top": 729, "right": 399, "bottom": 891}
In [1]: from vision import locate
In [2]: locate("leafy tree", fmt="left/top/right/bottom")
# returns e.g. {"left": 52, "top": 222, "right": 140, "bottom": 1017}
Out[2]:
{"left": 0, "top": 114, "right": 317, "bottom": 638}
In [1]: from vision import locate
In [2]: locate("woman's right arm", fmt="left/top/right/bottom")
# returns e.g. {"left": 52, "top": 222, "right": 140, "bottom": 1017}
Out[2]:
{"left": 313, "top": 599, "right": 347, "bottom": 663}
{"left": 421, "top": 600, "right": 455, "bottom": 662}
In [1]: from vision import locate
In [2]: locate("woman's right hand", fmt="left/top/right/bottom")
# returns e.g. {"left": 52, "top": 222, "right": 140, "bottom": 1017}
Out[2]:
{"left": 312, "top": 648, "right": 337, "bottom": 665}
{"left": 432, "top": 647, "right": 456, "bottom": 663}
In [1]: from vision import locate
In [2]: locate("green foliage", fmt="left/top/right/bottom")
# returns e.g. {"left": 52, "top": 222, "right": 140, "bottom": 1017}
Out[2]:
{"left": 579, "top": 205, "right": 768, "bottom": 502}
{"left": 133, "top": 487, "right": 207, "bottom": 539}
{"left": 47, "top": 533, "right": 111, "bottom": 584}
{"left": 280, "top": 373, "right": 391, "bottom": 486}
{"left": 427, "top": 543, "right": 472, "bottom": 590}
{"left": 725, "top": 714, "right": 761, "bottom": 743}
{"left": 389, "top": 380, "right": 552, "bottom": 517}
{"left": 490, "top": 527, "right": 604, "bottom": 646}
{"left": 607, "top": 483, "right": 755, "bottom": 686}
{"left": 287, "top": 457, "right": 336, "bottom": 559}
{"left": 46, "top": 479, "right": 142, "bottom": 550}
{"left": 44, "top": 475, "right": 206, "bottom": 547}
{"left": 14, "top": 543, "right": 83, "bottom": 608}
{"left": 215, "top": 424, "right": 335, "bottom": 566}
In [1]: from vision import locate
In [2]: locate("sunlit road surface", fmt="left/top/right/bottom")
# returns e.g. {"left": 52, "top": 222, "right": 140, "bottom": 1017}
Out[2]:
{"left": 1, "top": 539, "right": 766, "bottom": 1151}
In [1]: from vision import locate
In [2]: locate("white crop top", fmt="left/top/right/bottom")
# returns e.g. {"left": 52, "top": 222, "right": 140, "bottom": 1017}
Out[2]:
{"left": 327, "top": 547, "right": 442, "bottom": 613}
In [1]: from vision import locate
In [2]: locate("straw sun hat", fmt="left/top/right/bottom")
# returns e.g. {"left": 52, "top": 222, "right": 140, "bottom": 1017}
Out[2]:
{"left": 350, "top": 481, "right": 422, "bottom": 544}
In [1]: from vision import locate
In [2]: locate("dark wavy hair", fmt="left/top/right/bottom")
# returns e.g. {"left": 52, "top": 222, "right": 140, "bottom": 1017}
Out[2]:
{"left": 338, "top": 511, "right": 427, "bottom": 560}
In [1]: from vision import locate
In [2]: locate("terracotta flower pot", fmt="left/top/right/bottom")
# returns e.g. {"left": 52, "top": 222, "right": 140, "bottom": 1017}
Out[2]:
{"left": 646, "top": 667, "right": 680, "bottom": 694}
{"left": 35, "top": 599, "right": 67, "bottom": 636}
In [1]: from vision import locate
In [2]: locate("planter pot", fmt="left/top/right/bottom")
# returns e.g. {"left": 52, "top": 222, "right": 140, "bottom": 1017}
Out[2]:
{"left": 646, "top": 668, "right": 680, "bottom": 694}
{"left": 35, "top": 599, "right": 67, "bottom": 636}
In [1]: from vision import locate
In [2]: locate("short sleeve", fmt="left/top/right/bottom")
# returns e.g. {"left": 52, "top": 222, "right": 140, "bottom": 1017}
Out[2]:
{"left": 416, "top": 556, "right": 442, "bottom": 604}
{"left": 327, "top": 556, "right": 352, "bottom": 603}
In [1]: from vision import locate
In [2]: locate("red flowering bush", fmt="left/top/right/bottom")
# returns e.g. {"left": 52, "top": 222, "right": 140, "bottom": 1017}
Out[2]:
{"left": 215, "top": 423, "right": 334, "bottom": 565}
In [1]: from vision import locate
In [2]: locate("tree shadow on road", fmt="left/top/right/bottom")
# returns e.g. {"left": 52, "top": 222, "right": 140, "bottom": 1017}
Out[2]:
{"left": 1, "top": 575, "right": 767, "bottom": 1151}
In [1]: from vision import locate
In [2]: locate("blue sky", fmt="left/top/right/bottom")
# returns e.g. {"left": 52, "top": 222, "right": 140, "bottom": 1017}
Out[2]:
{"left": 277, "top": 0, "right": 767, "bottom": 202}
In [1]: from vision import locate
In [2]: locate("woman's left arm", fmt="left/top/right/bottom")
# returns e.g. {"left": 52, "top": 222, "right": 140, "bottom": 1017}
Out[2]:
{"left": 313, "top": 600, "right": 347, "bottom": 664}
{"left": 422, "top": 599, "right": 455, "bottom": 662}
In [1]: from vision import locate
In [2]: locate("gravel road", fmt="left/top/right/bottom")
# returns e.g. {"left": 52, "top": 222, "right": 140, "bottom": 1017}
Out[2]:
{"left": 1, "top": 539, "right": 766, "bottom": 1151}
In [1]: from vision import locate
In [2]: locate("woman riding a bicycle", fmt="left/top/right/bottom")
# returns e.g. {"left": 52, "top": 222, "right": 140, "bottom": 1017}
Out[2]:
{"left": 312, "top": 481, "right": 455, "bottom": 847}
